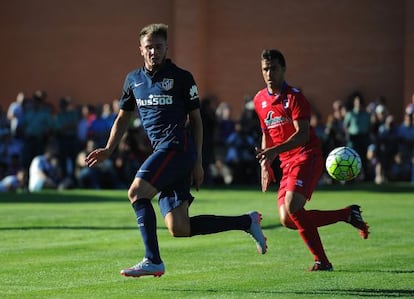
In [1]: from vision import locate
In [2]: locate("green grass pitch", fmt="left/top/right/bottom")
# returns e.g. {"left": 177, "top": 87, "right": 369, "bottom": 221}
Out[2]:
{"left": 1, "top": 183, "right": 413, "bottom": 298}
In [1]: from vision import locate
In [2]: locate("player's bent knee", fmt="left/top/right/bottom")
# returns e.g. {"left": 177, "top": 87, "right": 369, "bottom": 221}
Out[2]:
{"left": 127, "top": 188, "right": 137, "bottom": 203}
{"left": 280, "top": 217, "right": 298, "bottom": 230}
{"left": 127, "top": 178, "right": 157, "bottom": 203}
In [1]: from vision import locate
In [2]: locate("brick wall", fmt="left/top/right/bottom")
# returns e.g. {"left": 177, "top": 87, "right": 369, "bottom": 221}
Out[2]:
{"left": 0, "top": 0, "right": 412, "bottom": 121}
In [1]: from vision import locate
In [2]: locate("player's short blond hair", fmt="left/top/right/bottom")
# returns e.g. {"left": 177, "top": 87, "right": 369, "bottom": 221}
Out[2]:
{"left": 139, "top": 23, "right": 168, "bottom": 42}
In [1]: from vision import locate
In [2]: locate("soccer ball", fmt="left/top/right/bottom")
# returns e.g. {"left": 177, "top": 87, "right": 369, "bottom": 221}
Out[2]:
{"left": 325, "top": 146, "right": 362, "bottom": 181}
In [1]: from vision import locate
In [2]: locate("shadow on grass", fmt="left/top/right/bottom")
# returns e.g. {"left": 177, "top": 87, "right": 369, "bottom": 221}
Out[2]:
{"left": 0, "top": 225, "right": 139, "bottom": 231}
{"left": 315, "top": 181, "right": 414, "bottom": 193}
{"left": 213, "top": 182, "right": 414, "bottom": 193}
{"left": 201, "top": 182, "right": 414, "bottom": 193}
{"left": 340, "top": 269, "right": 414, "bottom": 274}
{"left": 321, "top": 288, "right": 414, "bottom": 297}
{"left": 160, "top": 287, "right": 414, "bottom": 297}
{"left": 0, "top": 224, "right": 283, "bottom": 232}
{"left": 1, "top": 182, "right": 412, "bottom": 204}
{"left": 262, "top": 223, "right": 283, "bottom": 230}
{"left": 0, "top": 190, "right": 125, "bottom": 203}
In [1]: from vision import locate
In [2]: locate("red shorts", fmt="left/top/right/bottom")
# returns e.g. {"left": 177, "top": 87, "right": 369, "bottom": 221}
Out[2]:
{"left": 277, "top": 151, "right": 323, "bottom": 207}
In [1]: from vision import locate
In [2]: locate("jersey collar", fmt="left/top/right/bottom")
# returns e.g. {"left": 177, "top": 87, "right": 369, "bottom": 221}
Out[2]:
{"left": 267, "top": 81, "right": 288, "bottom": 104}
{"left": 143, "top": 59, "right": 172, "bottom": 78}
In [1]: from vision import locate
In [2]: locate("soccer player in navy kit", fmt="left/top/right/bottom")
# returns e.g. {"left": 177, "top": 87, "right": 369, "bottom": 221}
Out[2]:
{"left": 85, "top": 23, "right": 267, "bottom": 278}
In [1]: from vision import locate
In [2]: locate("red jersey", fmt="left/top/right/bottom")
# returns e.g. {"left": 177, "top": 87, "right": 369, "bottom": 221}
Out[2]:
{"left": 253, "top": 82, "right": 321, "bottom": 164}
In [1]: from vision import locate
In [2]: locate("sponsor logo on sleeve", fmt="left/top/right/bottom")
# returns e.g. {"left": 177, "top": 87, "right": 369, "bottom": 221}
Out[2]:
{"left": 189, "top": 85, "right": 199, "bottom": 100}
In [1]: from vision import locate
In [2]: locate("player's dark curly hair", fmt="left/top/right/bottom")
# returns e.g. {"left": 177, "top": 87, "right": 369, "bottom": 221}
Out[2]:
{"left": 261, "top": 49, "right": 286, "bottom": 68}
{"left": 139, "top": 23, "right": 168, "bottom": 41}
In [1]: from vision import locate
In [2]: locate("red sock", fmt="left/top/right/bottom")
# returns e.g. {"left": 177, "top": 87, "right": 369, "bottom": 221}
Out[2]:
{"left": 290, "top": 208, "right": 330, "bottom": 264}
{"left": 306, "top": 208, "right": 350, "bottom": 227}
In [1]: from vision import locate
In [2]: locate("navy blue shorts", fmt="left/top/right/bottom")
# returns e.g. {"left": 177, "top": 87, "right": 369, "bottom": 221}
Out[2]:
{"left": 136, "top": 149, "right": 196, "bottom": 217}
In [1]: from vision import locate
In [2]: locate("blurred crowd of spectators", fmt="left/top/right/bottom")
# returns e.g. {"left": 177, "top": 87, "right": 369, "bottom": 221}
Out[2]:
{"left": 201, "top": 92, "right": 414, "bottom": 186}
{"left": 1, "top": 90, "right": 413, "bottom": 193}
{"left": 317, "top": 92, "right": 414, "bottom": 185}
{"left": 0, "top": 90, "right": 152, "bottom": 192}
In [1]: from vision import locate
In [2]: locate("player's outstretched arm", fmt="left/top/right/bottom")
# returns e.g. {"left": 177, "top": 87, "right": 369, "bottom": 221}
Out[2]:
{"left": 256, "top": 132, "right": 277, "bottom": 192}
{"left": 260, "top": 160, "right": 276, "bottom": 192}
{"left": 85, "top": 109, "right": 133, "bottom": 168}
{"left": 256, "top": 146, "right": 276, "bottom": 192}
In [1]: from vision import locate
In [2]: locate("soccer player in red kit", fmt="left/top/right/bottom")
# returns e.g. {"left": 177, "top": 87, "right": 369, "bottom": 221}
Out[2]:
{"left": 254, "top": 49, "right": 370, "bottom": 271}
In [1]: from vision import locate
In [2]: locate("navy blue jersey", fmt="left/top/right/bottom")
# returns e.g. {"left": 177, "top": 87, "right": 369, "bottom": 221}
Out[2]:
{"left": 119, "top": 59, "right": 200, "bottom": 151}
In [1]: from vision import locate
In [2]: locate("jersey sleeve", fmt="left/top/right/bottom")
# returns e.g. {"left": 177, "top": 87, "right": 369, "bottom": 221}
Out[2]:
{"left": 183, "top": 71, "right": 200, "bottom": 112}
{"left": 290, "top": 91, "right": 311, "bottom": 121}
{"left": 118, "top": 73, "right": 136, "bottom": 112}
{"left": 253, "top": 91, "right": 267, "bottom": 131}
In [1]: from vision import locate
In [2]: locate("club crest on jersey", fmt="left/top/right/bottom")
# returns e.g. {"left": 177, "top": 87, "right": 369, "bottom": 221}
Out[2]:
{"left": 162, "top": 78, "right": 174, "bottom": 91}
{"left": 282, "top": 98, "right": 289, "bottom": 108}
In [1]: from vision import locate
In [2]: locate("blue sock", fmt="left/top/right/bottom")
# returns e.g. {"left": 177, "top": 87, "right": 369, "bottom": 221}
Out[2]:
{"left": 131, "top": 199, "right": 162, "bottom": 264}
